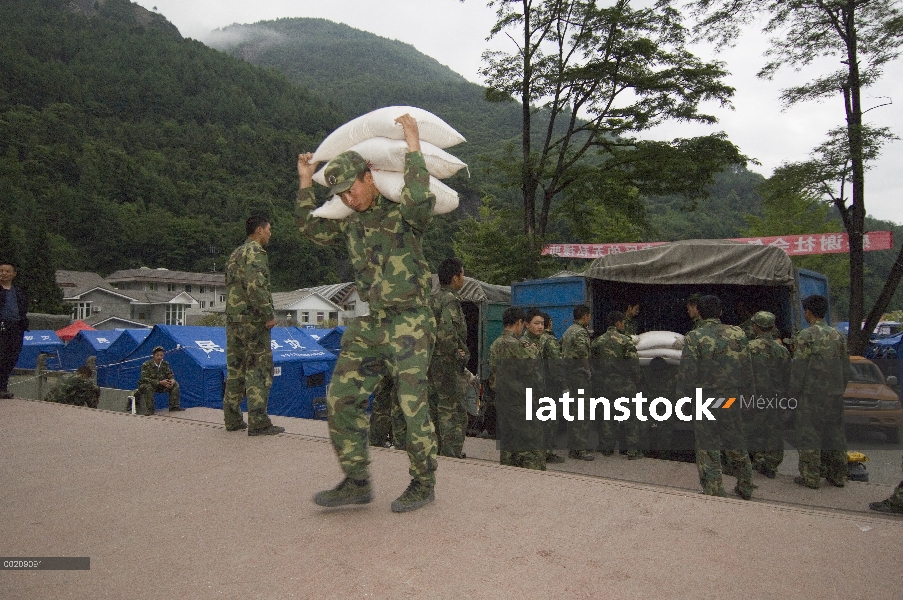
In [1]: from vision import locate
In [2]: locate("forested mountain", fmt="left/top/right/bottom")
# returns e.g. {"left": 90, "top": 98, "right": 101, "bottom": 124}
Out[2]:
{"left": 0, "top": 0, "right": 346, "bottom": 293}
{"left": 1, "top": 1, "right": 899, "bottom": 317}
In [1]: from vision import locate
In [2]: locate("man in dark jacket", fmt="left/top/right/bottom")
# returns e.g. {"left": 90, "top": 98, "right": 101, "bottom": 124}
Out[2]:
{"left": 0, "top": 262, "right": 29, "bottom": 399}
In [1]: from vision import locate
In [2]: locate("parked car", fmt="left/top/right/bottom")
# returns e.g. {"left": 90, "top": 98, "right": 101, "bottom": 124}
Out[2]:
{"left": 844, "top": 356, "right": 902, "bottom": 444}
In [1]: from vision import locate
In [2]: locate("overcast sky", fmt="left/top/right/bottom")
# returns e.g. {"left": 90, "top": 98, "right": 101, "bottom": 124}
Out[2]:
{"left": 134, "top": 0, "right": 902, "bottom": 226}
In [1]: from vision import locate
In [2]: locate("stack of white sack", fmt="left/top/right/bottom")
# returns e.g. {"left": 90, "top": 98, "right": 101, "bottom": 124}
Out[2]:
{"left": 634, "top": 331, "right": 684, "bottom": 366}
{"left": 309, "top": 106, "right": 467, "bottom": 219}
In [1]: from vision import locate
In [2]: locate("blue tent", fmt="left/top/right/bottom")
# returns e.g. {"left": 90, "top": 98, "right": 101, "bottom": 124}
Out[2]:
{"left": 118, "top": 325, "right": 228, "bottom": 409}
{"left": 116, "top": 325, "right": 336, "bottom": 417}
{"left": 269, "top": 327, "right": 336, "bottom": 419}
{"left": 16, "top": 331, "right": 64, "bottom": 370}
{"left": 97, "top": 329, "right": 151, "bottom": 387}
{"left": 59, "top": 330, "right": 122, "bottom": 371}
{"left": 319, "top": 326, "right": 345, "bottom": 354}
{"left": 298, "top": 326, "right": 345, "bottom": 354}
{"left": 866, "top": 333, "right": 903, "bottom": 383}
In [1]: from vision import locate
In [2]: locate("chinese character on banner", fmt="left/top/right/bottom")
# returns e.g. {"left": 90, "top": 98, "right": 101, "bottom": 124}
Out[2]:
{"left": 863, "top": 234, "right": 872, "bottom": 249}
{"left": 285, "top": 339, "right": 303, "bottom": 350}
{"left": 768, "top": 238, "right": 790, "bottom": 251}
{"left": 793, "top": 236, "right": 816, "bottom": 254}
{"left": 820, "top": 234, "right": 844, "bottom": 252}
{"left": 98, "top": 338, "right": 110, "bottom": 344}
{"left": 746, "top": 239, "right": 763, "bottom": 245}
{"left": 592, "top": 246, "right": 607, "bottom": 257}
{"left": 197, "top": 340, "right": 225, "bottom": 353}
{"left": 577, "top": 245, "right": 590, "bottom": 257}
{"left": 549, "top": 245, "right": 563, "bottom": 256}
{"left": 270, "top": 340, "right": 282, "bottom": 350}
{"left": 24, "top": 335, "right": 34, "bottom": 341}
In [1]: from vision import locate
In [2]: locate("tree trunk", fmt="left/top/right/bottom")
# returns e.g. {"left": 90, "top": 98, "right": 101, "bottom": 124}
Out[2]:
{"left": 843, "top": 2, "right": 868, "bottom": 355}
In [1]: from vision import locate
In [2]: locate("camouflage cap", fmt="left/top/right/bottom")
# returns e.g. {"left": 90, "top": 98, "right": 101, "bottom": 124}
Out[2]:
{"left": 752, "top": 311, "right": 776, "bottom": 329}
{"left": 152, "top": 346, "right": 165, "bottom": 354}
{"left": 324, "top": 151, "right": 369, "bottom": 196}
{"left": 685, "top": 293, "right": 702, "bottom": 305}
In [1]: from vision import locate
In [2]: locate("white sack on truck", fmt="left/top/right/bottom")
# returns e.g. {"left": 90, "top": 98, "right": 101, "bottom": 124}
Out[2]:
{"left": 634, "top": 331, "right": 684, "bottom": 352}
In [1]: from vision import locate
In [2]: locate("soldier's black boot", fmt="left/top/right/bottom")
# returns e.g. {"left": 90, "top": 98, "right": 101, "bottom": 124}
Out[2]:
{"left": 314, "top": 477, "right": 373, "bottom": 507}
{"left": 391, "top": 479, "right": 434, "bottom": 513}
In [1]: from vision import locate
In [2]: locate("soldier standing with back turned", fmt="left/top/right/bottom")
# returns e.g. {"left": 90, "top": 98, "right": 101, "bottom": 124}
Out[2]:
{"left": 592, "top": 311, "right": 644, "bottom": 459}
{"left": 223, "top": 215, "right": 284, "bottom": 437}
{"left": 791, "top": 294, "right": 848, "bottom": 489}
{"left": 679, "top": 294, "right": 754, "bottom": 499}
{"left": 561, "top": 304, "right": 595, "bottom": 461}
{"left": 428, "top": 257, "right": 469, "bottom": 458}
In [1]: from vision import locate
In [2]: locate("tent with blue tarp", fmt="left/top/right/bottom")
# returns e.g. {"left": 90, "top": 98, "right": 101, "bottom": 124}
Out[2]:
{"left": 118, "top": 325, "right": 228, "bottom": 409}
{"left": 268, "top": 327, "right": 336, "bottom": 419}
{"left": 58, "top": 330, "right": 122, "bottom": 371}
{"left": 15, "top": 331, "right": 64, "bottom": 370}
{"left": 116, "top": 325, "right": 336, "bottom": 417}
{"left": 319, "top": 326, "right": 345, "bottom": 354}
{"left": 97, "top": 329, "right": 151, "bottom": 387}
{"left": 866, "top": 333, "right": 903, "bottom": 384}
{"left": 298, "top": 326, "right": 345, "bottom": 354}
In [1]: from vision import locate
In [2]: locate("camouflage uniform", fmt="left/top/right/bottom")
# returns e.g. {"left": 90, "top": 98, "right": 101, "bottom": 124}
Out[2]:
{"left": 138, "top": 357, "right": 181, "bottom": 415}
{"left": 739, "top": 318, "right": 755, "bottom": 340}
{"left": 643, "top": 359, "right": 679, "bottom": 459}
{"left": 490, "top": 330, "right": 545, "bottom": 470}
{"left": 428, "top": 284, "right": 469, "bottom": 458}
{"left": 224, "top": 238, "right": 275, "bottom": 431}
{"left": 296, "top": 151, "right": 438, "bottom": 487}
{"left": 523, "top": 329, "right": 563, "bottom": 457}
{"left": 561, "top": 322, "right": 593, "bottom": 454}
{"left": 870, "top": 458, "right": 903, "bottom": 512}
{"left": 790, "top": 320, "right": 848, "bottom": 487}
{"left": 746, "top": 328, "right": 790, "bottom": 477}
{"left": 623, "top": 316, "right": 639, "bottom": 337}
{"left": 368, "top": 375, "right": 407, "bottom": 449}
{"left": 690, "top": 316, "right": 703, "bottom": 331}
{"left": 45, "top": 374, "right": 99, "bottom": 408}
{"left": 680, "top": 318, "right": 754, "bottom": 498}
{"left": 591, "top": 326, "right": 643, "bottom": 458}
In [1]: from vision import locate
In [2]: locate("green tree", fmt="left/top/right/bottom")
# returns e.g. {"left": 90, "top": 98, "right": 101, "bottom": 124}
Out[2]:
{"left": 453, "top": 196, "right": 555, "bottom": 284}
{"left": 743, "top": 174, "right": 850, "bottom": 317}
{"left": 690, "top": 0, "right": 903, "bottom": 353}
{"left": 20, "top": 219, "right": 67, "bottom": 314}
{"left": 482, "top": 0, "right": 744, "bottom": 273}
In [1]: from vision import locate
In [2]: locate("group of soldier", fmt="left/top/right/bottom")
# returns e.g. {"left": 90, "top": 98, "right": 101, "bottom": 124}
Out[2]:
{"left": 484, "top": 291, "right": 894, "bottom": 507}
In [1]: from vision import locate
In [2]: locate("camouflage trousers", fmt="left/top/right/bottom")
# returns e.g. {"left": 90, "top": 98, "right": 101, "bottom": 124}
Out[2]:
{"left": 368, "top": 375, "right": 407, "bottom": 449}
{"left": 138, "top": 381, "right": 180, "bottom": 415}
{"left": 224, "top": 321, "right": 273, "bottom": 431}
{"left": 744, "top": 409, "right": 785, "bottom": 474}
{"left": 597, "top": 419, "right": 645, "bottom": 455}
{"left": 328, "top": 306, "right": 438, "bottom": 485}
{"left": 563, "top": 372, "right": 592, "bottom": 451}
{"left": 796, "top": 394, "right": 847, "bottom": 486}
{"left": 883, "top": 481, "right": 903, "bottom": 507}
{"left": 500, "top": 450, "right": 546, "bottom": 471}
{"left": 694, "top": 407, "right": 752, "bottom": 497}
{"left": 428, "top": 355, "right": 467, "bottom": 458}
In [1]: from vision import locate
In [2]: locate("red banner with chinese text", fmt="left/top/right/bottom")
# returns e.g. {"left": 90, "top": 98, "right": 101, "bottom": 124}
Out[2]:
{"left": 542, "top": 231, "right": 894, "bottom": 259}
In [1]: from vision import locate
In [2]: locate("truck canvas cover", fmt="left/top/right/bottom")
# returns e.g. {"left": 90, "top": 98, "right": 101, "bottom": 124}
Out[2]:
{"left": 582, "top": 240, "right": 795, "bottom": 287}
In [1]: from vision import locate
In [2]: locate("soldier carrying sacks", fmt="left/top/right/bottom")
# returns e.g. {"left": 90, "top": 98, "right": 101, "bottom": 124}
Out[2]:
{"left": 297, "top": 114, "right": 439, "bottom": 513}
